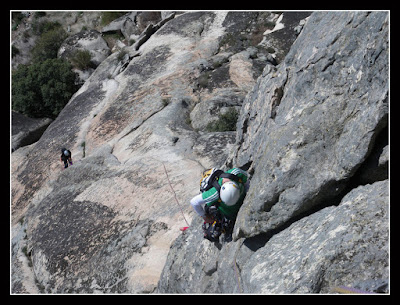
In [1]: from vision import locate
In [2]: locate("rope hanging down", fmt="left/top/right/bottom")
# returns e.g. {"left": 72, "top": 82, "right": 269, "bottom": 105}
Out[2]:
{"left": 161, "top": 162, "right": 190, "bottom": 228}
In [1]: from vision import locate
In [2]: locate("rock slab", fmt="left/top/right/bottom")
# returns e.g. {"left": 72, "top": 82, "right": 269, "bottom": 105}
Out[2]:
{"left": 158, "top": 11, "right": 389, "bottom": 294}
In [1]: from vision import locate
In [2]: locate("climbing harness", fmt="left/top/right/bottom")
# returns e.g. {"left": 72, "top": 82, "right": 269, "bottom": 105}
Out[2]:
{"left": 202, "top": 205, "right": 234, "bottom": 242}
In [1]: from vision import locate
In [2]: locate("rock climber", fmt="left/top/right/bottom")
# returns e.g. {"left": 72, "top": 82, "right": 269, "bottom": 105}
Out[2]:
{"left": 60, "top": 147, "right": 73, "bottom": 169}
{"left": 190, "top": 167, "right": 249, "bottom": 241}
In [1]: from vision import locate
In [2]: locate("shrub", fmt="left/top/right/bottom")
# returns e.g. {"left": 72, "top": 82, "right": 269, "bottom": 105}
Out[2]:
{"left": 31, "top": 20, "right": 62, "bottom": 36}
{"left": 70, "top": 49, "right": 93, "bottom": 70}
{"left": 206, "top": 108, "right": 239, "bottom": 132}
{"left": 31, "top": 26, "right": 67, "bottom": 62}
{"left": 197, "top": 72, "right": 211, "bottom": 89}
{"left": 11, "top": 12, "right": 25, "bottom": 30}
{"left": 12, "top": 58, "right": 79, "bottom": 119}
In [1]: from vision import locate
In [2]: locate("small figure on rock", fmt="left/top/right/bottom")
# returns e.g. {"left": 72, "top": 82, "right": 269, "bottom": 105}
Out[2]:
{"left": 60, "top": 147, "right": 73, "bottom": 169}
{"left": 190, "top": 167, "right": 249, "bottom": 242}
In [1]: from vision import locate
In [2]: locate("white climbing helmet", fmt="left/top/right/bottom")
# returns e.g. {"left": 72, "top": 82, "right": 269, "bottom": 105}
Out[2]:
{"left": 220, "top": 181, "right": 241, "bottom": 206}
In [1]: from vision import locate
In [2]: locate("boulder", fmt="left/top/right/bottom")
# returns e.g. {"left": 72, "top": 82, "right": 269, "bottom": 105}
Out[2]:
{"left": 241, "top": 180, "right": 389, "bottom": 293}
{"left": 58, "top": 29, "right": 110, "bottom": 67}
{"left": 58, "top": 29, "right": 111, "bottom": 82}
{"left": 101, "top": 12, "right": 140, "bottom": 40}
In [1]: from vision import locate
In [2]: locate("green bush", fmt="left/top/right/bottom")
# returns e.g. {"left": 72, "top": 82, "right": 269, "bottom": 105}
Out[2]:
{"left": 70, "top": 49, "right": 93, "bottom": 70}
{"left": 31, "top": 26, "right": 67, "bottom": 62}
{"left": 12, "top": 58, "right": 79, "bottom": 119}
{"left": 12, "top": 12, "right": 25, "bottom": 30}
{"left": 31, "top": 20, "right": 62, "bottom": 36}
{"left": 206, "top": 108, "right": 239, "bottom": 132}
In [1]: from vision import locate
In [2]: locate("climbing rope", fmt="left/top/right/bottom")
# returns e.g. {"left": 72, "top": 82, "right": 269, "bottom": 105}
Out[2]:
{"left": 161, "top": 161, "right": 190, "bottom": 228}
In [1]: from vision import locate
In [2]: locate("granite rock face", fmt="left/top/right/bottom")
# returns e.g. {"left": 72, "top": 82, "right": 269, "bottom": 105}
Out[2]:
{"left": 229, "top": 11, "right": 389, "bottom": 241}
{"left": 12, "top": 11, "right": 388, "bottom": 294}
{"left": 158, "top": 11, "right": 389, "bottom": 294}
{"left": 232, "top": 13, "right": 388, "bottom": 237}
{"left": 241, "top": 180, "right": 388, "bottom": 294}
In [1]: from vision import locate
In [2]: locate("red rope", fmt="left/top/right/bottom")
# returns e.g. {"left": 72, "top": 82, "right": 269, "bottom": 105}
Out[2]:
{"left": 161, "top": 162, "right": 190, "bottom": 227}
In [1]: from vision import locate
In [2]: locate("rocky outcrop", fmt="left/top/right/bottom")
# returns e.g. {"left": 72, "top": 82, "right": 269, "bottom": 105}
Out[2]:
{"left": 58, "top": 29, "right": 111, "bottom": 67}
{"left": 100, "top": 12, "right": 141, "bottom": 40}
{"left": 58, "top": 29, "right": 111, "bottom": 83}
{"left": 240, "top": 180, "right": 388, "bottom": 293}
{"left": 158, "top": 11, "right": 389, "bottom": 294}
{"left": 101, "top": 12, "right": 163, "bottom": 40}
{"left": 12, "top": 11, "right": 310, "bottom": 294}
{"left": 229, "top": 11, "right": 388, "bottom": 241}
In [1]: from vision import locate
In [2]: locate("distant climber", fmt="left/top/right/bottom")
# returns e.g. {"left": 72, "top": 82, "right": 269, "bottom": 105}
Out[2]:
{"left": 60, "top": 147, "right": 73, "bottom": 169}
{"left": 190, "top": 167, "right": 249, "bottom": 242}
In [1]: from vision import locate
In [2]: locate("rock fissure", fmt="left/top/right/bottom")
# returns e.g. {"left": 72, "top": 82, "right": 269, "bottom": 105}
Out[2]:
{"left": 157, "top": 11, "right": 388, "bottom": 294}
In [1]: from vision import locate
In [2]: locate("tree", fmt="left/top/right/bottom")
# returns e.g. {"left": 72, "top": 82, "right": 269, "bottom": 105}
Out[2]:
{"left": 12, "top": 58, "right": 79, "bottom": 119}
{"left": 31, "top": 27, "right": 68, "bottom": 62}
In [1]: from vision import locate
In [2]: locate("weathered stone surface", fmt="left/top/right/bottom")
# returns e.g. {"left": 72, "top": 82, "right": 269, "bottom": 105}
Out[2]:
{"left": 100, "top": 12, "right": 141, "bottom": 40}
{"left": 241, "top": 180, "right": 389, "bottom": 294}
{"left": 158, "top": 11, "right": 389, "bottom": 294}
{"left": 57, "top": 29, "right": 111, "bottom": 83}
{"left": 229, "top": 11, "right": 389, "bottom": 240}
{"left": 259, "top": 12, "right": 312, "bottom": 63}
